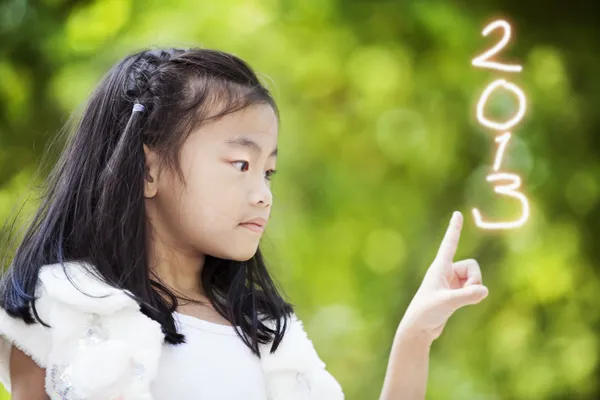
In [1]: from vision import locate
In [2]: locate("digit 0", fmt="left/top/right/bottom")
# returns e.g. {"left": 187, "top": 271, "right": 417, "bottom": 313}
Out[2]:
{"left": 477, "top": 79, "right": 526, "bottom": 131}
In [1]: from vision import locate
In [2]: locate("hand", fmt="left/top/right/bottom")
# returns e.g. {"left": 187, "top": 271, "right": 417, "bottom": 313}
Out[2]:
{"left": 398, "top": 211, "right": 489, "bottom": 343}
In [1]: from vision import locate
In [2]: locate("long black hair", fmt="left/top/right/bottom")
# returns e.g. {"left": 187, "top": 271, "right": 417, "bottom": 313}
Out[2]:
{"left": 0, "top": 47, "right": 294, "bottom": 357}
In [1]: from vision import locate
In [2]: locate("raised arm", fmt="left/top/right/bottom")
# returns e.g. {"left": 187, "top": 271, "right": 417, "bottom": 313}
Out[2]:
{"left": 379, "top": 323, "right": 432, "bottom": 399}
{"left": 379, "top": 212, "right": 489, "bottom": 400}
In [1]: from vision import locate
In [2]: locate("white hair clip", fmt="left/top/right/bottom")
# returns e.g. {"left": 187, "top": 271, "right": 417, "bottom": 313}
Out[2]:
{"left": 132, "top": 103, "right": 145, "bottom": 113}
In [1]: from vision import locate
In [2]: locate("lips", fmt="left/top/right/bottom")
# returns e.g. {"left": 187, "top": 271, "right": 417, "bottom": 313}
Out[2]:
{"left": 240, "top": 217, "right": 268, "bottom": 228}
{"left": 239, "top": 217, "right": 268, "bottom": 233}
{"left": 239, "top": 222, "right": 265, "bottom": 233}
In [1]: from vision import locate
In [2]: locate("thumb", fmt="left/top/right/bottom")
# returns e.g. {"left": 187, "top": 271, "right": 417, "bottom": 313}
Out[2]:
{"left": 443, "top": 285, "right": 489, "bottom": 310}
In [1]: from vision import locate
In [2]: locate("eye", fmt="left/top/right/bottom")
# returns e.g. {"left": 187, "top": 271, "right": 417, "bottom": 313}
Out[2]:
{"left": 265, "top": 169, "right": 277, "bottom": 181}
{"left": 232, "top": 160, "right": 250, "bottom": 172}
{"left": 232, "top": 161, "right": 276, "bottom": 181}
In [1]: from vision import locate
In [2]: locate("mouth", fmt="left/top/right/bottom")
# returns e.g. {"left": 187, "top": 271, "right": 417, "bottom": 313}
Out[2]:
{"left": 238, "top": 222, "right": 265, "bottom": 233}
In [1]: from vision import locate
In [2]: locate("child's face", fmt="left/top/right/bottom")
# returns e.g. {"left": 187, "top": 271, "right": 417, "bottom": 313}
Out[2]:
{"left": 145, "top": 103, "right": 278, "bottom": 262}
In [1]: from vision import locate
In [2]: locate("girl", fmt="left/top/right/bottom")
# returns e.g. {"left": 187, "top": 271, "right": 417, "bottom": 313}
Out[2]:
{"left": 0, "top": 47, "right": 489, "bottom": 400}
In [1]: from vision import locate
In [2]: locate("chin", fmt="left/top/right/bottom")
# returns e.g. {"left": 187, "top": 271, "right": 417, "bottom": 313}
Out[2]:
{"left": 216, "top": 246, "right": 258, "bottom": 262}
{"left": 230, "top": 250, "right": 257, "bottom": 262}
{"left": 207, "top": 231, "right": 260, "bottom": 262}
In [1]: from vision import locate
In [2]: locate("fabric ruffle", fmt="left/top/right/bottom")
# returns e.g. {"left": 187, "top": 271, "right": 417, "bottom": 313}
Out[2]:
{"left": 38, "top": 261, "right": 163, "bottom": 400}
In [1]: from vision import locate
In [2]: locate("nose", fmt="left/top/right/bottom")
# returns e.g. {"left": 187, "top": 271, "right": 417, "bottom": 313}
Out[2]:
{"left": 251, "top": 178, "right": 272, "bottom": 207}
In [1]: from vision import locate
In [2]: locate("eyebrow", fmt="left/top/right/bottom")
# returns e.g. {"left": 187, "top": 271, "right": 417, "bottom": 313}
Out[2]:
{"left": 225, "top": 135, "right": 278, "bottom": 157}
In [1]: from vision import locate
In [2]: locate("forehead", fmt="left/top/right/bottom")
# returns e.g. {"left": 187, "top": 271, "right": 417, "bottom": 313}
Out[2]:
{"left": 203, "top": 104, "right": 279, "bottom": 145}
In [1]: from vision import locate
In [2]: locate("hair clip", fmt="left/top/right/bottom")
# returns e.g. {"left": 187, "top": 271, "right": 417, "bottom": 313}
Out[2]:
{"left": 132, "top": 103, "right": 145, "bottom": 113}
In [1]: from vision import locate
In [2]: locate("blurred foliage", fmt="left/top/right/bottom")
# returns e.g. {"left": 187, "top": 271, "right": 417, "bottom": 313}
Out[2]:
{"left": 1, "top": 0, "right": 599, "bottom": 399}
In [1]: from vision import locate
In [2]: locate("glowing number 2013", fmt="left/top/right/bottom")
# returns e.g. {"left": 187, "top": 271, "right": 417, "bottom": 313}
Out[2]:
{"left": 471, "top": 19, "right": 530, "bottom": 230}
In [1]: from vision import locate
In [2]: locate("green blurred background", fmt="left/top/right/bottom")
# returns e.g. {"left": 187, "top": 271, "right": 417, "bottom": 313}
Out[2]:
{"left": 1, "top": 0, "right": 599, "bottom": 399}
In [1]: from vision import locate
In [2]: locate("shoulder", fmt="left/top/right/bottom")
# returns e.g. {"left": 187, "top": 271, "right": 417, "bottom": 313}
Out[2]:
{"left": 0, "top": 260, "right": 164, "bottom": 399}
{"left": 0, "top": 261, "right": 90, "bottom": 392}
{"left": 259, "top": 313, "right": 345, "bottom": 399}
{"left": 37, "top": 260, "right": 138, "bottom": 314}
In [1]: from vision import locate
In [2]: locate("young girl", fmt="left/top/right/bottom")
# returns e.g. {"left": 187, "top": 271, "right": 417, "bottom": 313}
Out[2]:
{"left": 0, "top": 47, "right": 489, "bottom": 400}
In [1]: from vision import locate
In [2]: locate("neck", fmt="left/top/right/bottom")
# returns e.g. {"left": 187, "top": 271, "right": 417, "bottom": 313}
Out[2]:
{"left": 144, "top": 198, "right": 208, "bottom": 300}
{"left": 146, "top": 236, "right": 207, "bottom": 300}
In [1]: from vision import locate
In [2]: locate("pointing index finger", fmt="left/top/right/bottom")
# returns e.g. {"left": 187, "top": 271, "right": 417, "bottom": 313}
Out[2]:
{"left": 436, "top": 211, "right": 463, "bottom": 262}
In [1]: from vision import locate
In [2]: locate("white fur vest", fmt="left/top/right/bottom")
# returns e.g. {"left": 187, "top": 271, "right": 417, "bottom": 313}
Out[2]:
{"left": 0, "top": 261, "right": 344, "bottom": 399}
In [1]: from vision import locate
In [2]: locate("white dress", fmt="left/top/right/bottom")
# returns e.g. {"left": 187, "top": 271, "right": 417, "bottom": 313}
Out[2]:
{"left": 151, "top": 312, "right": 268, "bottom": 399}
{"left": 0, "top": 261, "right": 345, "bottom": 399}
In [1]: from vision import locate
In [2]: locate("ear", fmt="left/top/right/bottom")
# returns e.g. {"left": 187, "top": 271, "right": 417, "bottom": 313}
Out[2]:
{"left": 143, "top": 144, "right": 159, "bottom": 199}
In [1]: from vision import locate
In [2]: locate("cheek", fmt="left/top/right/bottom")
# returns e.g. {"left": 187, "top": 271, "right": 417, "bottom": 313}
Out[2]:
{"left": 176, "top": 165, "right": 243, "bottom": 230}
